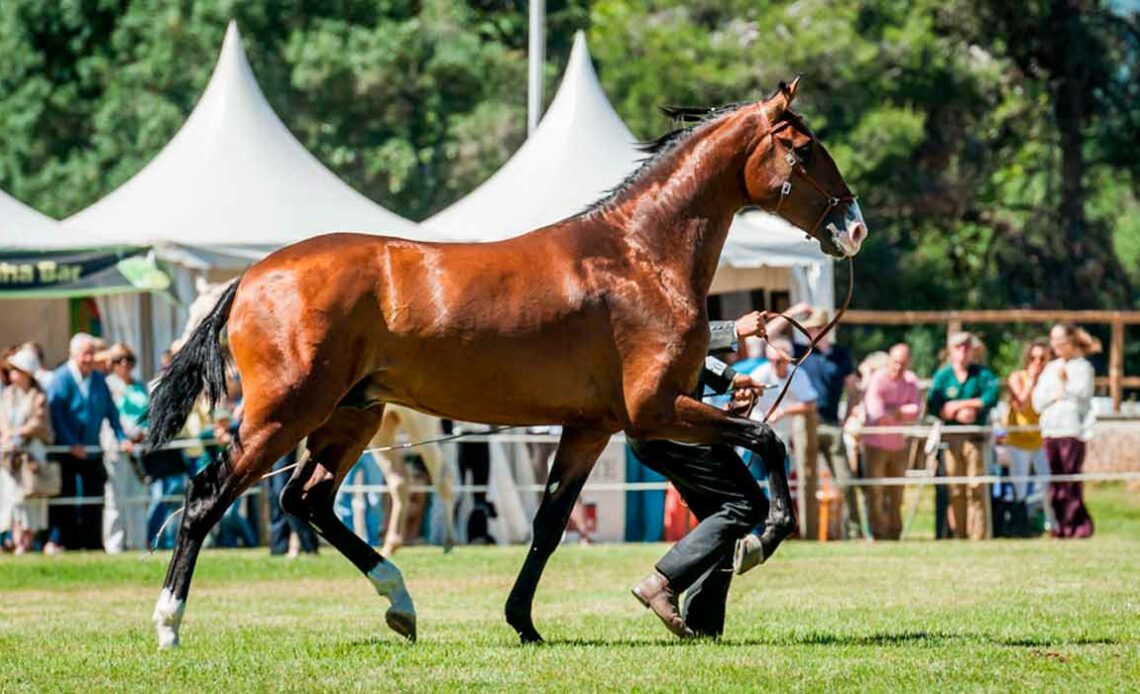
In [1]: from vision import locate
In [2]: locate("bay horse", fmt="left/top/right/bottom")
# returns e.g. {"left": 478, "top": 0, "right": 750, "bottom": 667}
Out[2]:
{"left": 147, "top": 77, "right": 866, "bottom": 648}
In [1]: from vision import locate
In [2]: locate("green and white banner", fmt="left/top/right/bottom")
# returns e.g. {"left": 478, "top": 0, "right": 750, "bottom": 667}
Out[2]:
{"left": 0, "top": 247, "right": 171, "bottom": 298}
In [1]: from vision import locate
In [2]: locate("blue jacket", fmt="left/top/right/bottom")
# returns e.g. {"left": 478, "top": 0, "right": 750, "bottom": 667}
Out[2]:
{"left": 48, "top": 365, "right": 125, "bottom": 447}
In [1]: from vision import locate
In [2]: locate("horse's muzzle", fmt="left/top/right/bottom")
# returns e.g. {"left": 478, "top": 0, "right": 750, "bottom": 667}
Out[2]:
{"left": 827, "top": 200, "right": 867, "bottom": 257}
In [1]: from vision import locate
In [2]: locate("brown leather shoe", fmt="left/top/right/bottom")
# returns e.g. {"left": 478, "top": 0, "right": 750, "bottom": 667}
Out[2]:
{"left": 631, "top": 572, "right": 694, "bottom": 639}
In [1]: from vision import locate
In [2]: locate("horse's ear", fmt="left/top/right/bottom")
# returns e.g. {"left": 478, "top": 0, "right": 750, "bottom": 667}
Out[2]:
{"left": 783, "top": 75, "right": 801, "bottom": 103}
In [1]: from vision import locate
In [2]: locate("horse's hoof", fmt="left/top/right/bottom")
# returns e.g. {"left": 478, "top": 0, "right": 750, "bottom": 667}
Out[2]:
{"left": 156, "top": 628, "right": 180, "bottom": 649}
{"left": 505, "top": 608, "right": 543, "bottom": 644}
{"left": 733, "top": 534, "right": 768, "bottom": 575}
{"left": 386, "top": 609, "right": 417, "bottom": 643}
{"left": 368, "top": 560, "right": 417, "bottom": 642}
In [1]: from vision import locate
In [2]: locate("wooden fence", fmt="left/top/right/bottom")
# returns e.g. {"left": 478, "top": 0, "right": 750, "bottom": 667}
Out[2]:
{"left": 842, "top": 310, "right": 1140, "bottom": 412}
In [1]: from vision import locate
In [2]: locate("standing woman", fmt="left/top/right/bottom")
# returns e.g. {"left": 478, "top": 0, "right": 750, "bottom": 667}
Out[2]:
{"left": 104, "top": 344, "right": 149, "bottom": 552}
{"left": 1005, "top": 339, "right": 1053, "bottom": 533}
{"left": 0, "top": 345, "right": 54, "bottom": 553}
{"left": 1032, "top": 324, "right": 1099, "bottom": 539}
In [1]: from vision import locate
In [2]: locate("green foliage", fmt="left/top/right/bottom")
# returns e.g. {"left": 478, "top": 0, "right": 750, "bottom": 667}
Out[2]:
{"left": 0, "top": 0, "right": 589, "bottom": 220}
{"left": 0, "top": 0, "right": 1137, "bottom": 328}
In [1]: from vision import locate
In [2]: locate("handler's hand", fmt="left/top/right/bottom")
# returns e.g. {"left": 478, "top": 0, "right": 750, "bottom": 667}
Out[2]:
{"left": 727, "top": 374, "right": 762, "bottom": 415}
{"left": 734, "top": 311, "right": 771, "bottom": 340}
{"left": 69, "top": 444, "right": 87, "bottom": 459}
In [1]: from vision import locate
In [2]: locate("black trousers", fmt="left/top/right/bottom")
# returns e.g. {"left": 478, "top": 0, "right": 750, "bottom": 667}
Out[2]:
{"left": 49, "top": 454, "right": 107, "bottom": 550}
{"left": 629, "top": 439, "right": 768, "bottom": 636}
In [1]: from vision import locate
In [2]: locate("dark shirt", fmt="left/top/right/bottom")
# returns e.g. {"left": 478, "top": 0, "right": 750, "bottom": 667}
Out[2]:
{"left": 793, "top": 343, "right": 854, "bottom": 425}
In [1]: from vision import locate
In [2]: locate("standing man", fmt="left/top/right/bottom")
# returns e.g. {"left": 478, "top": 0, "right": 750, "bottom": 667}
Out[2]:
{"left": 927, "top": 331, "right": 1000, "bottom": 540}
{"left": 629, "top": 311, "right": 772, "bottom": 639}
{"left": 775, "top": 304, "right": 861, "bottom": 538}
{"left": 861, "top": 344, "right": 921, "bottom": 540}
{"left": 48, "top": 333, "right": 130, "bottom": 550}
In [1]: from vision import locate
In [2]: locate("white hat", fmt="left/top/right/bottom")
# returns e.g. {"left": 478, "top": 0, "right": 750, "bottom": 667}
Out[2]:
{"left": 5, "top": 345, "right": 42, "bottom": 376}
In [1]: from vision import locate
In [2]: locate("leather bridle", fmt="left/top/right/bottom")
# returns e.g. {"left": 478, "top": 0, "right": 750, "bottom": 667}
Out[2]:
{"left": 767, "top": 119, "right": 858, "bottom": 243}
{"left": 746, "top": 117, "right": 858, "bottom": 423}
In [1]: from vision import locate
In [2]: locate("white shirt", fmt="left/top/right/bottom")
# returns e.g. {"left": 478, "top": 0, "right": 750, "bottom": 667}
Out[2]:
{"left": 1032, "top": 357, "right": 1095, "bottom": 440}
{"left": 748, "top": 361, "right": 818, "bottom": 440}
{"left": 68, "top": 361, "right": 91, "bottom": 400}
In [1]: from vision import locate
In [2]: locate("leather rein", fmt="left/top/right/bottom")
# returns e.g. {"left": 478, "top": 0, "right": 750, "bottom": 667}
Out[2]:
{"left": 754, "top": 259, "right": 854, "bottom": 423}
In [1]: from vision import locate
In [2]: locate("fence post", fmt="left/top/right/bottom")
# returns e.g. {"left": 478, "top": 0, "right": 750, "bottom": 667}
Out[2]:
{"left": 1111, "top": 318, "right": 1124, "bottom": 412}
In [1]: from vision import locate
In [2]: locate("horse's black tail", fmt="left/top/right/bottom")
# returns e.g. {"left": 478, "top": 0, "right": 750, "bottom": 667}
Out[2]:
{"left": 147, "top": 279, "right": 241, "bottom": 448}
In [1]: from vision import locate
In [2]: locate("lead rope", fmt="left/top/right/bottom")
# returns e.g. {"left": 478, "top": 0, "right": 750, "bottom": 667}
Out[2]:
{"left": 749, "top": 257, "right": 855, "bottom": 423}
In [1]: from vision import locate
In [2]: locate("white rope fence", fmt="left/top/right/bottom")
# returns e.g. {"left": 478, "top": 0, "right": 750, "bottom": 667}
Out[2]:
{"left": 5, "top": 422, "right": 1139, "bottom": 509}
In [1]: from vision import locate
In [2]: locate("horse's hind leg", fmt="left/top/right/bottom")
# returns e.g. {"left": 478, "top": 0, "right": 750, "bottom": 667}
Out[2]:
{"left": 280, "top": 404, "right": 417, "bottom": 641}
{"left": 505, "top": 426, "right": 610, "bottom": 644}
{"left": 153, "top": 417, "right": 302, "bottom": 649}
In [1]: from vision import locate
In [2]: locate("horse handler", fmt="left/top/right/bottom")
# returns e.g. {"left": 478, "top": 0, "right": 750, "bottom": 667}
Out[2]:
{"left": 630, "top": 312, "right": 772, "bottom": 639}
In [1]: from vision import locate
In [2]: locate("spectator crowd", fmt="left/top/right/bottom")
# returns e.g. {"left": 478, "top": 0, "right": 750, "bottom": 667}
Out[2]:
{"left": 0, "top": 314, "right": 1105, "bottom": 554}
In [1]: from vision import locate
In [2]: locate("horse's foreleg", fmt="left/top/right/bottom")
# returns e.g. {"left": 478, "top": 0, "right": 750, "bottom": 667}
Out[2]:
{"left": 634, "top": 395, "right": 794, "bottom": 562}
{"left": 505, "top": 427, "right": 609, "bottom": 644}
{"left": 153, "top": 426, "right": 296, "bottom": 649}
{"left": 285, "top": 405, "right": 416, "bottom": 641}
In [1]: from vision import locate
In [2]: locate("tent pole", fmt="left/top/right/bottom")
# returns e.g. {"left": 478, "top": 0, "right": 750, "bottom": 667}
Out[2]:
{"left": 527, "top": 0, "right": 546, "bottom": 135}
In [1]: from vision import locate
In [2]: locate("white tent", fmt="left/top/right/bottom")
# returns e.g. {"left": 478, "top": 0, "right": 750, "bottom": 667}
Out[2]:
{"left": 427, "top": 32, "right": 640, "bottom": 240}
{"left": 64, "top": 21, "right": 425, "bottom": 250}
{"left": 0, "top": 189, "right": 104, "bottom": 250}
{"left": 426, "top": 31, "right": 833, "bottom": 308}
{"left": 716, "top": 211, "right": 835, "bottom": 309}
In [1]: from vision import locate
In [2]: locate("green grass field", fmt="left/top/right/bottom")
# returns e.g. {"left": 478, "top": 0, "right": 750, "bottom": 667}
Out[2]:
{"left": 2, "top": 486, "right": 1138, "bottom": 691}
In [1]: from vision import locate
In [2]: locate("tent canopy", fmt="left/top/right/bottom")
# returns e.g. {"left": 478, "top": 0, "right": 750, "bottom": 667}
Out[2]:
{"left": 426, "top": 32, "right": 641, "bottom": 241}
{"left": 0, "top": 189, "right": 106, "bottom": 250}
{"left": 64, "top": 21, "right": 425, "bottom": 248}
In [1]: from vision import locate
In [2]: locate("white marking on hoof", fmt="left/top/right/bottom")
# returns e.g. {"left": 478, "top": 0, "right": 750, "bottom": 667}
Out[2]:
{"left": 153, "top": 588, "right": 185, "bottom": 649}
{"left": 367, "top": 561, "right": 417, "bottom": 642}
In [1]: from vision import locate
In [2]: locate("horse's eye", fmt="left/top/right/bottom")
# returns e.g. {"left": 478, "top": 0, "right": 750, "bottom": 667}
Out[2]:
{"left": 795, "top": 142, "right": 814, "bottom": 160}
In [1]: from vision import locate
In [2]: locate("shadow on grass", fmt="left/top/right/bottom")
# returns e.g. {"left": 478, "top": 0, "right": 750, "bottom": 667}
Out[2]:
{"left": 526, "top": 631, "right": 1121, "bottom": 649}
{"left": 335, "top": 629, "right": 1123, "bottom": 652}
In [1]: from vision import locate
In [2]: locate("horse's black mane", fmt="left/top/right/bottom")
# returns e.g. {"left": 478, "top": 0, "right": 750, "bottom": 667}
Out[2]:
{"left": 585, "top": 102, "right": 749, "bottom": 214}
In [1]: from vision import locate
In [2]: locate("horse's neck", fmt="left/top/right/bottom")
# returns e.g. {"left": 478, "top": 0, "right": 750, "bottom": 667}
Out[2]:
{"left": 601, "top": 120, "right": 750, "bottom": 300}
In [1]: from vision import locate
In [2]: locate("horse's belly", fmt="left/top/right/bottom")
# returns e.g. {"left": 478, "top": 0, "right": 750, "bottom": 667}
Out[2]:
{"left": 375, "top": 338, "right": 624, "bottom": 428}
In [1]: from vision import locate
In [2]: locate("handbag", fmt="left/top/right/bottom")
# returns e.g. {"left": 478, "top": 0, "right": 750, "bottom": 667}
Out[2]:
{"left": 18, "top": 440, "right": 61, "bottom": 498}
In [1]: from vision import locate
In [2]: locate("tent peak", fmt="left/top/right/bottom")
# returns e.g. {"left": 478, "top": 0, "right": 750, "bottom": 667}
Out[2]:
{"left": 63, "top": 19, "right": 424, "bottom": 247}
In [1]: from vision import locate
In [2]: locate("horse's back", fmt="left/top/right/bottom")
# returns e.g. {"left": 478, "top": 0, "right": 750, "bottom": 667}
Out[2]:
{"left": 228, "top": 229, "right": 627, "bottom": 428}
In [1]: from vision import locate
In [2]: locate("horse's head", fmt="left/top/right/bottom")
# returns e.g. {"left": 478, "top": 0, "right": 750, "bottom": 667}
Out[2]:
{"left": 741, "top": 77, "right": 866, "bottom": 258}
